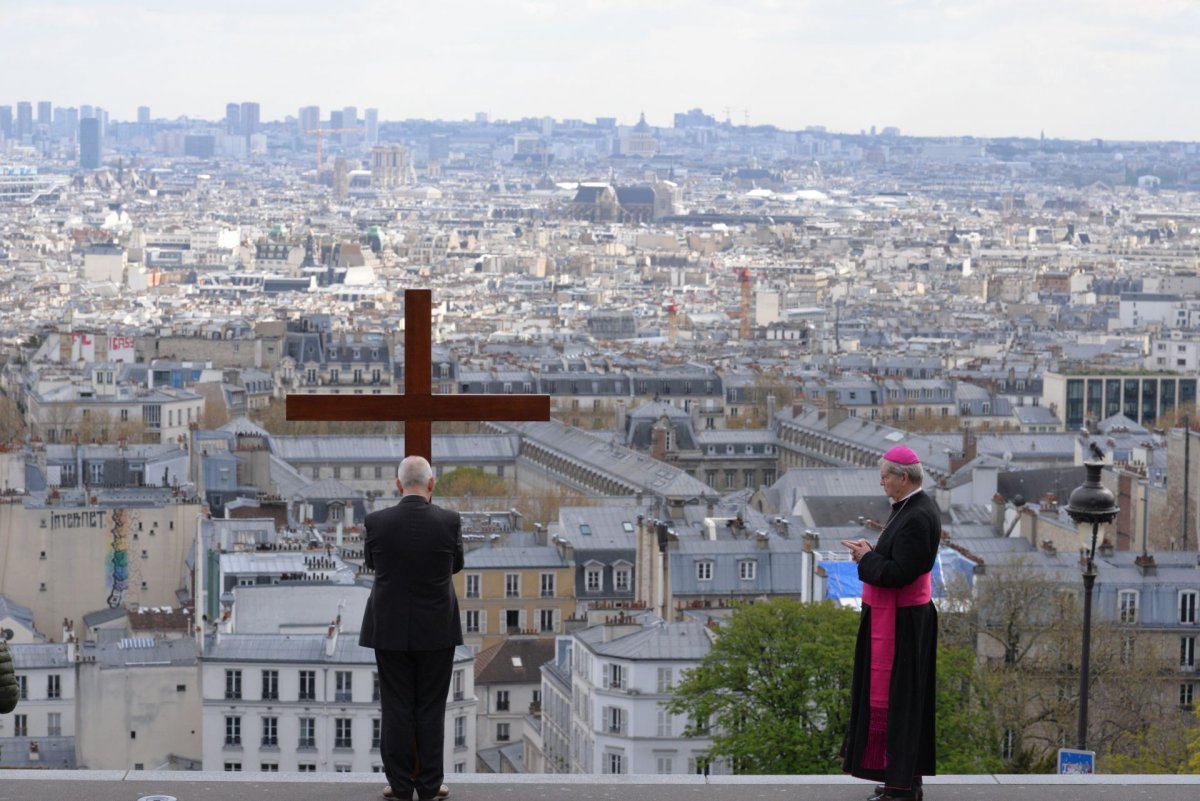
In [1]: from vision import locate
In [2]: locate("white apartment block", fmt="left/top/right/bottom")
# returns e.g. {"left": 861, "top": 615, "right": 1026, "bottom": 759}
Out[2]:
{"left": 540, "top": 617, "right": 723, "bottom": 776}
{"left": 1147, "top": 330, "right": 1200, "bottom": 373}
{"left": 1, "top": 643, "right": 76, "bottom": 769}
{"left": 201, "top": 631, "right": 476, "bottom": 774}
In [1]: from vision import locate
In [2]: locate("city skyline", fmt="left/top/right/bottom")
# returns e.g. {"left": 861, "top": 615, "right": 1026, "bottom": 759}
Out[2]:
{"left": 2, "top": 0, "right": 1197, "bottom": 142}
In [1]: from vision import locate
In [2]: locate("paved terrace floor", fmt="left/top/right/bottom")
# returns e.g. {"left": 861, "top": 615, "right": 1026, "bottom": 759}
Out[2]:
{"left": 0, "top": 772, "right": 1197, "bottom": 801}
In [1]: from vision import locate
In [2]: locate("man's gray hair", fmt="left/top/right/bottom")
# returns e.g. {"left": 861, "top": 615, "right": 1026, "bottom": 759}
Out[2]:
{"left": 397, "top": 455, "right": 434, "bottom": 489}
{"left": 879, "top": 456, "right": 924, "bottom": 487}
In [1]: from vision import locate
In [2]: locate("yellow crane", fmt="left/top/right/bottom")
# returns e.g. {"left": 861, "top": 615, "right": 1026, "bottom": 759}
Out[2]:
{"left": 304, "top": 128, "right": 359, "bottom": 171}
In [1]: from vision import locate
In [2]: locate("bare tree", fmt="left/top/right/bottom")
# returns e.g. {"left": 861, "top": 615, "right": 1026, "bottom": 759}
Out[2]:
{"left": 0, "top": 395, "right": 25, "bottom": 447}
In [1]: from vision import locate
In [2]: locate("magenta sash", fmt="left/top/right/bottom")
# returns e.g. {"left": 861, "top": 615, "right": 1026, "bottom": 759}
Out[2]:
{"left": 860, "top": 572, "right": 932, "bottom": 769}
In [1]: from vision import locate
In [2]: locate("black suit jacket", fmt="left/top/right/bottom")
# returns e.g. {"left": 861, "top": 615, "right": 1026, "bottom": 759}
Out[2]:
{"left": 359, "top": 494, "right": 465, "bottom": 651}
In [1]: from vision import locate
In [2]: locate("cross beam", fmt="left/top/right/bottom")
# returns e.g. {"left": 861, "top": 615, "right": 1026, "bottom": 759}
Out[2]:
{"left": 286, "top": 289, "right": 551, "bottom": 462}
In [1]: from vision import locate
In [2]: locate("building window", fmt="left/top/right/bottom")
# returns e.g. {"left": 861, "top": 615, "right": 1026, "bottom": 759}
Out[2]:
{"left": 225, "top": 669, "right": 242, "bottom": 700}
{"left": 299, "top": 670, "right": 316, "bottom": 701}
{"left": 373, "top": 671, "right": 380, "bottom": 702}
{"left": 298, "top": 764, "right": 316, "bottom": 773}
{"left": 656, "top": 755, "right": 673, "bottom": 774}
{"left": 335, "top": 717, "right": 353, "bottom": 749}
{"left": 261, "top": 669, "right": 278, "bottom": 701}
{"left": 496, "top": 690, "right": 510, "bottom": 712}
{"left": 585, "top": 567, "right": 602, "bottom": 592}
{"left": 505, "top": 573, "right": 521, "bottom": 598}
{"left": 724, "top": 470, "right": 736, "bottom": 489}
{"left": 1182, "top": 636, "right": 1196, "bottom": 670}
{"left": 540, "top": 573, "right": 555, "bottom": 597}
{"left": 607, "top": 663, "right": 625, "bottom": 690}
{"left": 12, "top": 714, "right": 26, "bottom": 737}
{"left": 47, "top": 674, "right": 61, "bottom": 699}
{"left": 696, "top": 561, "right": 713, "bottom": 581}
{"left": 497, "top": 722, "right": 510, "bottom": 742}
{"left": 657, "top": 667, "right": 672, "bottom": 693}
{"left": 1118, "top": 589, "right": 1139, "bottom": 623}
{"left": 656, "top": 709, "right": 673, "bottom": 737}
{"left": 465, "top": 574, "right": 481, "bottom": 599}
{"left": 1181, "top": 591, "right": 1198, "bottom": 625}
{"left": 453, "top": 669, "right": 465, "bottom": 702}
{"left": 738, "top": 560, "right": 757, "bottom": 581}
{"left": 224, "top": 761, "right": 242, "bottom": 772}
{"left": 261, "top": 716, "right": 278, "bottom": 747}
{"left": 224, "top": 715, "right": 241, "bottom": 746}
{"left": 465, "top": 609, "right": 482, "bottom": 634}
{"left": 372, "top": 718, "right": 382, "bottom": 750}
{"left": 298, "top": 717, "right": 316, "bottom": 748}
{"left": 539, "top": 608, "right": 556, "bottom": 632}
{"left": 607, "top": 706, "right": 625, "bottom": 734}
{"left": 607, "top": 752, "right": 624, "bottom": 775}
{"left": 335, "top": 671, "right": 353, "bottom": 702}
{"left": 1181, "top": 683, "right": 1195, "bottom": 709}
{"left": 48, "top": 711, "right": 62, "bottom": 737}
{"left": 260, "top": 763, "right": 278, "bottom": 772}
{"left": 454, "top": 716, "right": 466, "bottom": 747}
{"left": 614, "top": 567, "right": 631, "bottom": 592}
{"left": 16, "top": 675, "right": 26, "bottom": 700}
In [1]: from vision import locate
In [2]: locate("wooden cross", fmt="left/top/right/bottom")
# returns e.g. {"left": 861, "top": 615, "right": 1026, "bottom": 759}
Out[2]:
{"left": 285, "top": 288, "right": 550, "bottom": 462}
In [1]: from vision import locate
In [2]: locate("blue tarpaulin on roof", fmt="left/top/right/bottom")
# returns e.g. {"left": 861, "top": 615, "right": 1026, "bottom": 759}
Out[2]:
{"left": 820, "top": 548, "right": 975, "bottom": 601}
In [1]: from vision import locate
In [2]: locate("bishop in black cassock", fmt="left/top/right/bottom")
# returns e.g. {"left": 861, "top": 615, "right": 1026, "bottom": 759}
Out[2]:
{"left": 840, "top": 445, "right": 940, "bottom": 801}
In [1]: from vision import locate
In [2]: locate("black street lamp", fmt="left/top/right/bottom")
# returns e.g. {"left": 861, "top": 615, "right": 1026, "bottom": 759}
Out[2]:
{"left": 1065, "top": 460, "right": 1119, "bottom": 751}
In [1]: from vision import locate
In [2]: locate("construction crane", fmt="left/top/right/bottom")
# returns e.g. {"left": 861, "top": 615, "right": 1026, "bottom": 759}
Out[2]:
{"left": 304, "top": 128, "right": 359, "bottom": 172}
{"left": 739, "top": 267, "right": 752, "bottom": 340}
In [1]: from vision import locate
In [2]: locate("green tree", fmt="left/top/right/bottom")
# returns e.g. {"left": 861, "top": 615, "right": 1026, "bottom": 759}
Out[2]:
{"left": 663, "top": 598, "right": 859, "bottom": 774}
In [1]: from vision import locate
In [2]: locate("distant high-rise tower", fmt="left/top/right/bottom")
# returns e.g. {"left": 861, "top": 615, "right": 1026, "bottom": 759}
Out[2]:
{"left": 225, "top": 103, "right": 241, "bottom": 135}
{"left": 137, "top": 106, "right": 151, "bottom": 125}
{"left": 37, "top": 101, "right": 51, "bottom": 127}
{"left": 364, "top": 108, "right": 379, "bottom": 146}
{"left": 341, "top": 106, "right": 358, "bottom": 147}
{"left": 330, "top": 109, "right": 343, "bottom": 131}
{"left": 16, "top": 101, "right": 32, "bottom": 139}
{"left": 298, "top": 105, "right": 320, "bottom": 135}
{"left": 240, "top": 101, "right": 260, "bottom": 139}
{"left": 0, "top": 106, "right": 12, "bottom": 139}
{"left": 79, "top": 118, "right": 102, "bottom": 169}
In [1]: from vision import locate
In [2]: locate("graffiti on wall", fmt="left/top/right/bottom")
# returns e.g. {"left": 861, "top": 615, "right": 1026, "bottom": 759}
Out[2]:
{"left": 105, "top": 509, "right": 130, "bottom": 608}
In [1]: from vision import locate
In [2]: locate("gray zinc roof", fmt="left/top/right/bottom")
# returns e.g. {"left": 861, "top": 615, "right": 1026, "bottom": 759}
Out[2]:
{"left": 465, "top": 545, "right": 569, "bottom": 569}
{"left": 584, "top": 620, "right": 714, "bottom": 661}
{"left": 499, "top": 420, "right": 716, "bottom": 500}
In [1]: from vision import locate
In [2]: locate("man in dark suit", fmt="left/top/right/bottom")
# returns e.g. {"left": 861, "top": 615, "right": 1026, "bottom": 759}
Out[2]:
{"left": 361, "top": 456, "right": 463, "bottom": 801}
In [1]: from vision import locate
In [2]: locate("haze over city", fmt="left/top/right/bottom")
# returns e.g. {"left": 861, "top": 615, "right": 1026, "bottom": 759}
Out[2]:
{"left": 3, "top": 0, "right": 1198, "bottom": 142}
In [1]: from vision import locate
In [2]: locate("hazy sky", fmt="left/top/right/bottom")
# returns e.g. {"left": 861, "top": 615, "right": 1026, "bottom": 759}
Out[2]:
{"left": 3, "top": 0, "right": 1197, "bottom": 141}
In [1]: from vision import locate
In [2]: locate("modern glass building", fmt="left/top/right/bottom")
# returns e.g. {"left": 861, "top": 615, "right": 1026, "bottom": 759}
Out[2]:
{"left": 1045, "top": 371, "right": 1198, "bottom": 430}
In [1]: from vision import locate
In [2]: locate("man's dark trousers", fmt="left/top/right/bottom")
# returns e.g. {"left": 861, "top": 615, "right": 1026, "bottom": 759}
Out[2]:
{"left": 376, "top": 647, "right": 456, "bottom": 801}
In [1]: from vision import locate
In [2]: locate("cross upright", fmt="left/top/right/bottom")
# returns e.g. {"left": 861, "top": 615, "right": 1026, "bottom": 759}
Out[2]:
{"left": 286, "top": 288, "right": 551, "bottom": 462}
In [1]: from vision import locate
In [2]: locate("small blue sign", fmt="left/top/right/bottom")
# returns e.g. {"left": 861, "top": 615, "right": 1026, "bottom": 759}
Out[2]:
{"left": 1057, "top": 748, "right": 1095, "bottom": 774}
